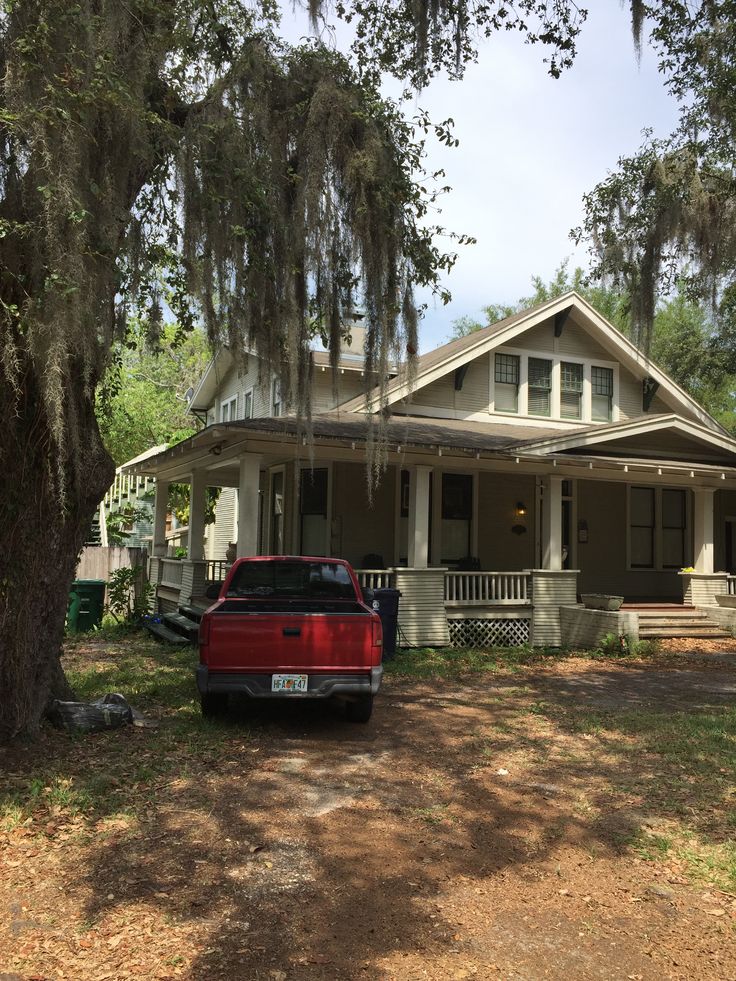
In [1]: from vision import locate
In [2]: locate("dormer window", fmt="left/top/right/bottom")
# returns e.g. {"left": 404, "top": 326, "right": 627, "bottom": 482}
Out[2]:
{"left": 592, "top": 367, "right": 613, "bottom": 422}
{"left": 494, "top": 354, "right": 519, "bottom": 412}
{"left": 528, "top": 358, "right": 552, "bottom": 417}
{"left": 560, "top": 362, "right": 583, "bottom": 420}
{"left": 272, "top": 379, "right": 282, "bottom": 417}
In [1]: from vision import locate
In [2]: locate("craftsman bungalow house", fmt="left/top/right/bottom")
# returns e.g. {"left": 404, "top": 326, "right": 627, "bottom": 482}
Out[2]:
{"left": 127, "top": 292, "right": 736, "bottom": 647}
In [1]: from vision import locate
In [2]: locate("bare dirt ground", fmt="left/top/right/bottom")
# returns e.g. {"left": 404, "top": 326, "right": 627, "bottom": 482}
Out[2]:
{"left": 2, "top": 643, "right": 736, "bottom": 980}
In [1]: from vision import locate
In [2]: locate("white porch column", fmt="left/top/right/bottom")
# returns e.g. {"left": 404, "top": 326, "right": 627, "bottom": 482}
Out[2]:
{"left": 237, "top": 453, "right": 262, "bottom": 558}
{"left": 408, "top": 465, "right": 432, "bottom": 569}
{"left": 152, "top": 479, "right": 170, "bottom": 557}
{"left": 693, "top": 487, "right": 716, "bottom": 574}
{"left": 542, "top": 475, "right": 563, "bottom": 570}
{"left": 188, "top": 469, "right": 207, "bottom": 562}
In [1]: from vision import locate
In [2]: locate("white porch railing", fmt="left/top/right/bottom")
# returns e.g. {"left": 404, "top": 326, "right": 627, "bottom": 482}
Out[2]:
{"left": 444, "top": 571, "right": 531, "bottom": 606}
{"left": 206, "top": 560, "right": 232, "bottom": 583}
{"left": 355, "top": 569, "right": 396, "bottom": 590}
{"left": 728, "top": 575, "right": 736, "bottom": 596}
{"left": 160, "top": 558, "right": 183, "bottom": 588}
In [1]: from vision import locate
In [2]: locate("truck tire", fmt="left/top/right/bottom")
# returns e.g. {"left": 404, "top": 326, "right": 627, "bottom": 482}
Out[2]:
{"left": 346, "top": 694, "right": 373, "bottom": 723}
{"left": 201, "top": 692, "right": 228, "bottom": 718}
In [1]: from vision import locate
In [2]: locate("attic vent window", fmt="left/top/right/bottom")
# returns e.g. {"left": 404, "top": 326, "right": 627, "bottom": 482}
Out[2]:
{"left": 592, "top": 366, "right": 613, "bottom": 422}
{"left": 494, "top": 353, "right": 519, "bottom": 412}
{"left": 560, "top": 362, "right": 583, "bottom": 420}
{"left": 528, "top": 358, "right": 552, "bottom": 417}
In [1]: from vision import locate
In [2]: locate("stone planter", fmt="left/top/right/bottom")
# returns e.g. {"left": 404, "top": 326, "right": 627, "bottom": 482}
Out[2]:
{"left": 715, "top": 594, "right": 736, "bottom": 608}
{"left": 581, "top": 593, "right": 624, "bottom": 612}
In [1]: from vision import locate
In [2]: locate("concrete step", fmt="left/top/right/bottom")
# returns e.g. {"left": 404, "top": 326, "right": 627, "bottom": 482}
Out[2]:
{"left": 143, "top": 621, "right": 189, "bottom": 645}
{"left": 635, "top": 617, "right": 713, "bottom": 628}
{"left": 640, "top": 630, "right": 732, "bottom": 639}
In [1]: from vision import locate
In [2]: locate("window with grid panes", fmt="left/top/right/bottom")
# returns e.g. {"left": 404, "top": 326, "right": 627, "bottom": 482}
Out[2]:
{"left": 662, "top": 489, "right": 686, "bottom": 569}
{"left": 528, "top": 357, "right": 552, "bottom": 416}
{"left": 592, "top": 366, "right": 613, "bottom": 421}
{"left": 630, "top": 486, "right": 655, "bottom": 568}
{"left": 560, "top": 362, "right": 583, "bottom": 419}
{"left": 494, "top": 353, "right": 520, "bottom": 412}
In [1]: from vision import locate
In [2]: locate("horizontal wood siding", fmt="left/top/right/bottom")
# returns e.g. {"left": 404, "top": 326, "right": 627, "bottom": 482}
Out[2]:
{"left": 577, "top": 479, "right": 682, "bottom": 598}
{"left": 409, "top": 354, "right": 490, "bottom": 413}
{"left": 618, "top": 367, "right": 643, "bottom": 420}
{"left": 310, "top": 370, "right": 365, "bottom": 413}
{"left": 530, "top": 570, "right": 578, "bottom": 645}
{"left": 477, "top": 472, "right": 536, "bottom": 569}
{"left": 394, "top": 568, "right": 450, "bottom": 646}
{"left": 331, "top": 463, "right": 396, "bottom": 568}
{"left": 208, "top": 487, "right": 237, "bottom": 560}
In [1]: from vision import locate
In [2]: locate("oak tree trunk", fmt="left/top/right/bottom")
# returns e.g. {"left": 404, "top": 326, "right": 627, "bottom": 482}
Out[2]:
{"left": 0, "top": 361, "right": 114, "bottom": 740}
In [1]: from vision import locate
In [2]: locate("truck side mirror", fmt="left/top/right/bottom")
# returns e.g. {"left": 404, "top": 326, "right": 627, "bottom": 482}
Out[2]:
{"left": 205, "top": 583, "right": 221, "bottom": 600}
{"left": 362, "top": 587, "right": 375, "bottom": 607}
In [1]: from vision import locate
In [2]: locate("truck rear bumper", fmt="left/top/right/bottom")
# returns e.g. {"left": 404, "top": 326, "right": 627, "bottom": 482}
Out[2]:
{"left": 196, "top": 665, "right": 383, "bottom": 698}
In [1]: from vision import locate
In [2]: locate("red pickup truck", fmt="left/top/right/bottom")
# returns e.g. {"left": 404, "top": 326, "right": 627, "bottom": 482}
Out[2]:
{"left": 197, "top": 556, "right": 383, "bottom": 722}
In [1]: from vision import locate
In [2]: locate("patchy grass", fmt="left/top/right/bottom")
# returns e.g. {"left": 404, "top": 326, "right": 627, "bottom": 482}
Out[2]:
{"left": 384, "top": 645, "right": 565, "bottom": 678}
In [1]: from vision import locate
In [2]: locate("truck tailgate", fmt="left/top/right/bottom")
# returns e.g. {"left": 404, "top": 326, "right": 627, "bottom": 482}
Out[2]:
{"left": 204, "top": 608, "right": 376, "bottom": 673}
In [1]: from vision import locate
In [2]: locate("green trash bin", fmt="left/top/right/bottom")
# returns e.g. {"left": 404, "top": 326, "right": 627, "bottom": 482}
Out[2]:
{"left": 67, "top": 579, "right": 106, "bottom": 633}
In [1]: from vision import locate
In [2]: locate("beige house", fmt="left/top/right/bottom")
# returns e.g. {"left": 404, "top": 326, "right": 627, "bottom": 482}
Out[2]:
{"left": 127, "top": 292, "right": 736, "bottom": 647}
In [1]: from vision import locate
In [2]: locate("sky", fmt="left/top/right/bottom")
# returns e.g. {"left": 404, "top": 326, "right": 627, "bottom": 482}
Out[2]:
{"left": 282, "top": 3, "right": 680, "bottom": 352}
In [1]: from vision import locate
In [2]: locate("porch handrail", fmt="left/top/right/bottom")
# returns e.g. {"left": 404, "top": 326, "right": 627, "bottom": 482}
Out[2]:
{"left": 445, "top": 571, "right": 531, "bottom": 605}
{"left": 206, "top": 559, "right": 232, "bottom": 583}
{"left": 355, "top": 569, "right": 396, "bottom": 590}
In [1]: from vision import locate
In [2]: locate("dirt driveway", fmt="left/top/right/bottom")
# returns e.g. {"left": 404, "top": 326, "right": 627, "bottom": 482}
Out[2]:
{"left": 2, "top": 647, "right": 736, "bottom": 980}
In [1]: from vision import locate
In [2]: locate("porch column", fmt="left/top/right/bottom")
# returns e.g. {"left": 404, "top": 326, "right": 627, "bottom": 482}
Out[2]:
{"left": 408, "top": 465, "right": 432, "bottom": 569}
{"left": 188, "top": 469, "right": 207, "bottom": 562}
{"left": 237, "top": 453, "right": 262, "bottom": 558}
{"left": 541, "top": 475, "right": 563, "bottom": 570}
{"left": 693, "top": 487, "right": 716, "bottom": 574}
{"left": 152, "top": 479, "right": 170, "bottom": 557}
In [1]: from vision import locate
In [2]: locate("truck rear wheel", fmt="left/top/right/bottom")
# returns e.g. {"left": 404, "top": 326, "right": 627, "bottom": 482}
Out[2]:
{"left": 346, "top": 694, "right": 373, "bottom": 723}
{"left": 201, "top": 692, "right": 228, "bottom": 718}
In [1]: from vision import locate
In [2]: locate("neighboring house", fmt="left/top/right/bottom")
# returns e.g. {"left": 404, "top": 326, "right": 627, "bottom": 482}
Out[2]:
{"left": 92, "top": 445, "right": 166, "bottom": 547}
{"left": 126, "top": 293, "right": 736, "bottom": 647}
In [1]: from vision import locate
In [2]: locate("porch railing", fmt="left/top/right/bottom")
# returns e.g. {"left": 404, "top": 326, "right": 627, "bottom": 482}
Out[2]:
{"left": 159, "top": 558, "right": 183, "bottom": 588}
{"left": 728, "top": 575, "right": 736, "bottom": 596}
{"left": 444, "top": 571, "right": 531, "bottom": 606}
{"left": 355, "top": 569, "right": 396, "bottom": 590}
{"left": 206, "top": 559, "right": 232, "bottom": 583}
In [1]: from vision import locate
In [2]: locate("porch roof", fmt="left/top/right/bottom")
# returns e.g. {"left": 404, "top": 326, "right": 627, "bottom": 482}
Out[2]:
{"left": 124, "top": 408, "right": 736, "bottom": 485}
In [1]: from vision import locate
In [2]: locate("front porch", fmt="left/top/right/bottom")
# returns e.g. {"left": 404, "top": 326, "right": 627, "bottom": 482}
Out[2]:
{"left": 127, "top": 415, "right": 736, "bottom": 649}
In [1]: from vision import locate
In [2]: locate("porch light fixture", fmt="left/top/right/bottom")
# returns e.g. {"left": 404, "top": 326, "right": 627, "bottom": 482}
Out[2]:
{"left": 515, "top": 501, "right": 527, "bottom": 517}
{"left": 209, "top": 443, "right": 223, "bottom": 456}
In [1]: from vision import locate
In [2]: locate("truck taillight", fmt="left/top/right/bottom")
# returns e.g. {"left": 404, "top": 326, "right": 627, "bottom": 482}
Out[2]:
{"left": 199, "top": 615, "right": 210, "bottom": 647}
{"left": 372, "top": 618, "right": 383, "bottom": 648}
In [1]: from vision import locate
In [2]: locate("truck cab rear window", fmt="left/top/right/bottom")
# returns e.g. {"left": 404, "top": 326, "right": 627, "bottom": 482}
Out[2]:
{"left": 226, "top": 561, "right": 355, "bottom": 600}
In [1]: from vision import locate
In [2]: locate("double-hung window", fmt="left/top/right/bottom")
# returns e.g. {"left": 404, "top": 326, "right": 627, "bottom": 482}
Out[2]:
{"left": 494, "top": 353, "right": 520, "bottom": 412}
{"left": 629, "top": 486, "right": 688, "bottom": 570}
{"left": 528, "top": 358, "right": 552, "bottom": 417}
{"left": 560, "top": 362, "right": 583, "bottom": 420}
{"left": 220, "top": 395, "right": 237, "bottom": 422}
{"left": 592, "top": 366, "right": 613, "bottom": 421}
{"left": 243, "top": 389, "right": 254, "bottom": 419}
{"left": 272, "top": 379, "right": 282, "bottom": 417}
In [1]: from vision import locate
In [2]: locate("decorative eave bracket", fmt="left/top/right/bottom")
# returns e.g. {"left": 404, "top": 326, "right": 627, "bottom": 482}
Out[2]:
{"left": 643, "top": 376, "right": 660, "bottom": 412}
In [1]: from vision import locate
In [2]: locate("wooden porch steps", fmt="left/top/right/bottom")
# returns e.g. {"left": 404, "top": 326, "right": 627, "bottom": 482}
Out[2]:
{"left": 631, "top": 606, "right": 731, "bottom": 640}
{"left": 144, "top": 606, "right": 202, "bottom": 645}
{"left": 144, "top": 621, "right": 190, "bottom": 646}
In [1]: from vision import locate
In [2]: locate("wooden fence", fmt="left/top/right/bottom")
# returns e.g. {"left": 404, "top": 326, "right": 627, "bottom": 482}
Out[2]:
{"left": 75, "top": 546, "right": 149, "bottom": 588}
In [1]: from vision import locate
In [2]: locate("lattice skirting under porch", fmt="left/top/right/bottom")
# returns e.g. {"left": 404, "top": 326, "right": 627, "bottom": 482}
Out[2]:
{"left": 448, "top": 617, "right": 530, "bottom": 648}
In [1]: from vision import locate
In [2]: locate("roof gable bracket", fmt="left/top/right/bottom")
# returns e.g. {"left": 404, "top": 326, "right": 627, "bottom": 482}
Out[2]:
{"left": 643, "top": 377, "right": 660, "bottom": 412}
{"left": 454, "top": 364, "right": 470, "bottom": 391}
{"left": 554, "top": 305, "right": 572, "bottom": 338}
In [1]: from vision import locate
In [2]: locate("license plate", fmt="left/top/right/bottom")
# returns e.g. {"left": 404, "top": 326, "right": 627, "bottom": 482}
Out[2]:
{"left": 271, "top": 673, "right": 308, "bottom": 693}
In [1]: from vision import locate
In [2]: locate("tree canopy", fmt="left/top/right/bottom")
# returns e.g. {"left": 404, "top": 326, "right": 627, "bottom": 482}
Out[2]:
{"left": 574, "top": 1, "right": 736, "bottom": 351}
{"left": 0, "top": 0, "right": 588, "bottom": 738}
